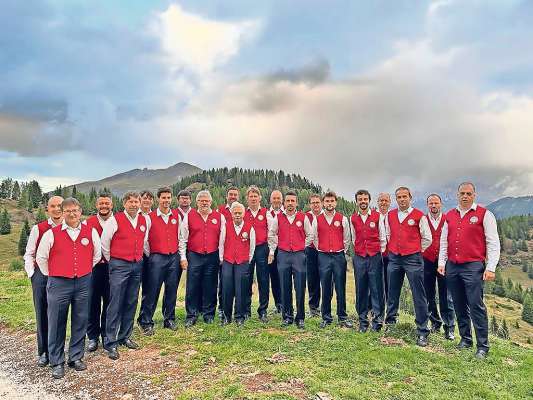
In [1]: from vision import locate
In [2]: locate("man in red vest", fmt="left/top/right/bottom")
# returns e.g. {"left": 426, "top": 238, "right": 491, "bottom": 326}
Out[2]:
{"left": 23, "top": 195, "right": 64, "bottom": 367}
{"left": 244, "top": 186, "right": 272, "bottom": 322}
{"left": 313, "top": 191, "right": 353, "bottom": 328}
{"left": 220, "top": 202, "right": 255, "bottom": 326}
{"left": 377, "top": 192, "right": 391, "bottom": 300}
{"left": 176, "top": 190, "right": 192, "bottom": 221}
{"left": 305, "top": 194, "right": 323, "bottom": 317}
{"left": 268, "top": 190, "right": 284, "bottom": 314}
{"left": 180, "top": 190, "right": 225, "bottom": 327}
{"left": 85, "top": 193, "right": 113, "bottom": 352}
{"left": 384, "top": 187, "right": 432, "bottom": 346}
{"left": 423, "top": 194, "right": 455, "bottom": 340}
{"left": 36, "top": 198, "right": 101, "bottom": 379}
{"left": 137, "top": 187, "right": 181, "bottom": 334}
{"left": 268, "top": 191, "right": 313, "bottom": 329}
{"left": 438, "top": 182, "right": 500, "bottom": 359}
{"left": 138, "top": 190, "right": 154, "bottom": 320}
{"left": 350, "top": 190, "right": 387, "bottom": 332}
{"left": 101, "top": 191, "right": 148, "bottom": 360}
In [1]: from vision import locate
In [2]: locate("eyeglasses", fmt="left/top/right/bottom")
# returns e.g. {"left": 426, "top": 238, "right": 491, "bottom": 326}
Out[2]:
{"left": 63, "top": 209, "right": 81, "bottom": 214}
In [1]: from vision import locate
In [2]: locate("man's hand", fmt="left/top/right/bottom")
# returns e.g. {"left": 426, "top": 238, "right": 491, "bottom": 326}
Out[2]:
{"left": 268, "top": 254, "right": 274, "bottom": 264}
{"left": 437, "top": 265, "right": 445, "bottom": 276}
{"left": 180, "top": 259, "right": 188, "bottom": 270}
{"left": 483, "top": 270, "right": 496, "bottom": 281}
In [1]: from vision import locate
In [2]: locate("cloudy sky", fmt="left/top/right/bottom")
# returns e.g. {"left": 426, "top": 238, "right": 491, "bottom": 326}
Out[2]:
{"left": 1, "top": 0, "right": 532, "bottom": 203}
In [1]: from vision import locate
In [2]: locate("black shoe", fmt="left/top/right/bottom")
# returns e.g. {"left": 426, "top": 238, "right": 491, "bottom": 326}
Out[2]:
{"left": 236, "top": 319, "right": 244, "bottom": 327}
{"left": 281, "top": 319, "right": 293, "bottom": 327}
{"left": 319, "top": 320, "right": 332, "bottom": 329}
{"left": 457, "top": 340, "right": 473, "bottom": 350}
{"left": 163, "top": 320, "right": 178, "bottom": 331}
{"left": 218, "top": 309, "right": 224, "bottom": 320}
{"left": 38, "top": 353, "right": 49, "bottom": 367}
{"left": 87, "top": 339, "right": 99, "bottom": 352}
{"left": 309, "top": 308, "right": 320, "bottom": 318}
{"left": 51, "top": 364, "right": 65, "bottom": 379}
{"left": 431, "top": 325, "right": 442, "bottom": 333}
{"left": 444, "top": 327, "right": 455, "bottom": 341}
{"left": 220, "top": 318, "right": 231, "bottom": 326}
{"left": 104, "top": 347, "right": 120, "bottom": 360}
{"left": 67, "top": 359, "right": 87, "bottom": 371}
{"left": 140, "top": 324, "right": 155, "bottom": 336}
{"left": 296, "top": 320, "right": 305, "bottom": 330}
{"left": 259, "top": 314, "right": 269, "bottom": 323}
{"left": 416, "top": 335, "right": 428, "bottom": 347}
{"left": 339, "top": 320, "right": 354, "bottom": 329}
{"left": 274, "top": 304, "right": 282, "bottom": 314}
{"left": 122, "top": 339, "right": 140, "bottom": 350}
{"left": 358, "top": 326, "right": 368, "bottom": 333}
{"left": 475, "top": 349, "right": 488, "bottom": 359}
{"left": 204, "top": 317, "right": 214, "bottom": 324}
{"left": 185, "top": 318, "right": 197, "bottom": 328}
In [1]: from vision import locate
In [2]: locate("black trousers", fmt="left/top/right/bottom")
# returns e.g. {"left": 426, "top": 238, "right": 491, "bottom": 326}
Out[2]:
{"left": 305, "top": 246, "right": 320, "bottom": 311}
{"left": 105, "top": 258, "right": 142, "bottom": 349}
{"left": 217, "top": 263, "right": 223, "bottom": 314}
{"left": 138, "top": 252, "right": 181, "bottom": 327}
{"left": 247, "top": 243, "right": 270, "bottom": 316}
{"left": 185, "top": 251, "right": 219, "bottom": 321}
{"left": 47, "top": 274, "right": 91, "bottom": 367}
{"left": 278, "top": 250, "right": 307, "bottom": 322}
{"left": 423, "top": 258, "right": 455, "bottom": 330}
{"left": 318, "top": 252, "right": 348, "bottom": 323}
{"left": 446, "top": 261, "right": 489, "bottom": 351}
{"left": 31, "top": 267, "right": 48, "bottom": 356}
{"left": 382, "top": 253, "right": 389, "bottom": 302}
{"left": 386, "top": 252, "right": 430, "bottom": 336}
{"left": 87, "top": 262, "right": 110, "bottom": 341}
{"left": 270, "top": 248, "right": 282, "bottom": 310}
{"left": 354, "top": 253, "right": 385, "bottom": 330}
{"left": 221, "top": 261, "right": 250, "bottom": 322}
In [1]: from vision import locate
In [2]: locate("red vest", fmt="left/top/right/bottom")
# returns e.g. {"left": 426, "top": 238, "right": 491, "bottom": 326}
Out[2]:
{"left": 217, "top": 204, "right": 232, "bottom": 221}
{"left": 85, "top": 215, "right": 107, "bottom": 263}
{"left": 387, "top": 208, "right": 424, "bottom": 256}
{"left": 48, "top": 224, "right": 94, "bottom": 278}
{"left": 278, "top": 212, "right": 307, "bottom": 252}
{"left": 110, "top": 212, "right": 147, "bottom": 262}
{"left": 422, "top": 214, "right": 445, "bottom": 262}
{"left": 148, "top": 209, "right": 179, "bottom": 255}
{"left": 35, "top": 220, "right": 54, "bottom": 268}
{"left": 445, "top": 206, "right": 487, "bottom": 264}
{"left": 223, "top": 220, "right": 252, "bottom": 264}
{"left": 244, "top": 208, "right": 268, "bottom": 245}
{"left": 317, "top": 212, "right": 345, "bottom": 253}
{"left": 350, "top": 211, "right": 381, "bottom": 257}
{"left": 187, "top": 209, "right": 222, "bottom": 254}
{"left": 305, "top": 211, "right": 317, "bottom": 249}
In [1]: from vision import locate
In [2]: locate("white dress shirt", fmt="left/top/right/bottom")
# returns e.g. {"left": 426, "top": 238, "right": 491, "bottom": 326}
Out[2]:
{"left": 428, "top": 212, "right": 443, "bottom": 230}
{"left": 383, "top": 207, "right": 433, "bottom": 252}
{"left": 350, "top": 209, "right": 387, "bottom": 253}
{"left": 36, "top": 221, "right": 102, "bottom": 276}
{"left": 438, "top": 203, "right": 500, "bottom": 272}
{"left": 268, "top": 211, "right": 314, "bottom": 255}
{"left": 312, "top": 210, "right": 351, "bottom": 253}
{"left": 100, "top": 211, "right": 149, "bottom": 262}
{"left": 143, "top": 208, "right": 179, "bottom": 256}
{"left": 23, "top": 218, "right": 61, "bottom": 278}
{"left": 178, "top": 210, "right": 227, "bottom": 261}
{"left": 219, "top": 223, "right": 256, "bottom": 263}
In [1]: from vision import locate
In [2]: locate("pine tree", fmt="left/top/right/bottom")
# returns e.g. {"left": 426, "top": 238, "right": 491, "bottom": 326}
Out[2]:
{"left": 36, "top": 207, "right": 47, "bottom": 223}
{"left": 0, "top": 208, "right": 11, "bottom": 235}
{"left": 522, "top": 296, "right": 533, "bottom": 324}
{"left": 18, "top": 219, "right": 30, "bottom": 256}
{"left": 498, "top": 319, "right": 510, "bottom": 339}
{"left": 72, "top": 185, "right": 78, "bottom": 197}
{"left": 528, "top": 266, "right": 533, "bottom": 280}
{"left": 519, "top": 239, "right": 529, "bottom": 252}
{"left": 523, "top": 260, "right": 529, "bottom": 273}
{"left": 11, "top": 181, "right": 20, "bottom": 200}
{"left": 490, "top": 316, "right": 499, "bottom": 335}
{"left": 493, "top": 268, "right": 506, "bottom": 297}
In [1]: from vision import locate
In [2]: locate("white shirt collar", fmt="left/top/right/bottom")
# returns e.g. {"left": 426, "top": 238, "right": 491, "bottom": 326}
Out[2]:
{"left": 48, "top": 217, "right": 61, "bottom": 227}
{"left": 358, "top": 209, "right": 372, "bottom": 217}
{"left": 61, "top": 221, "right": 81, "bottom": 231}
{"left": 457, "top": 202, "right": 477, "bottom": 212}
{"left": 398, "top": 207, "right": 413, "bottom": 215}
{"left": 97, "top": 212, "right": 113, "bottom": 223}
{"left": 428, "top": 212, "right": 442, "bottom": 221}
{"left": 157, "top": 208, "right": 172, "bottom": 217}
{"left": 125, "top": 211, "right": 139, "bottom": 222}
{"left": 269, "top": 205, "right": 284, "bottom": 213}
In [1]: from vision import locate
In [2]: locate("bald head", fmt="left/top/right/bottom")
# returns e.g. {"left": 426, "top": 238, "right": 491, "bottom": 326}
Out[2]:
{"left": 270, "top": 190, "right": 283, "bottom": 210}
{"left": 47, "top": 196, "right": 64, "bottom": 223}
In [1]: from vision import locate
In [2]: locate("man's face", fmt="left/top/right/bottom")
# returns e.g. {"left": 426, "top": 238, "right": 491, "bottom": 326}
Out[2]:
{"left": 178, "top": 195, "right": 191, "bottom": 208}
{"left": 227, "top": 190, "right": 239, "bottom": 206}
{"left": 158, "top": 192, "right": 172, "bottom": 210}
{"left": 123, "top": 196, "right": 140, "bottom": 216}
{"left": 96, "top": 197, "right": 113, "bottom": 217}
{"left": 457, "top": 184, "right": 476, "bottom": 209}
{"left": 323, "top": 196, "right": 337, "bottom": 211}
{"left": 309, "top": 197, "right": 322, "bottom": 214}
{"left": 232, "top": 207, "right": 244, "bottom": 225}
{"left": 63, "top": 205, "right": 81, "bottom": 227}
{"left": 270, "top": 191, "right": 282, "bottom": 209}
{"left": 141, "top": 194, "right": 154, "bottom": 211}
{"left": 247, "top": 191, "right": 261, "bottom": 208}
{"left": 378, "top": 195, "right": 391, "bottom": 214}
{"left": 197, "top": 195, "right": 212, "bottom": 213}
{"left": 284, "top": 195, "right": 298, "bottom": 213}
{"left": 47, "top": 197, "right": 63, "bottom": 220}
{"left": 427, "top": 196, "right": 442, "bottom": 215}
{"left": 356, "top": 194, "right": 370, "bottom": 211}
{"left": 395, "top": 189, "right": 411, "bottom": 211}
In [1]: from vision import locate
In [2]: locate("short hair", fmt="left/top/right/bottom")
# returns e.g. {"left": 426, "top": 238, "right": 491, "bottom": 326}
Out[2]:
{"left": 61, "top": 197, "right": 81, "bottom": 211}
{"left": 196, "top": 190, "right": 212, "bottom": 201}
{"left": 140, "top": 190, "right": 154, "bottom": 199}
{"left": 458, "top": 182, "right": 476, "bottom": 193}
{"left": 227, "top": 186, "right": 239, "bottom": 194}
{"left": 48, "top": 195, "right": 64, "bottom": 206}
{"left": 426, "top": 193, "right": 442, "bottom": 203}
{"left": 285, "top": 190, "right": 298, "bottom": 198}
{"left": 377, "top": 192, "right": 391, "bottom": 201}
{"left": 246, "top": 185, "right": 261, "bottom": 197}
{"left": 355, "top": 189, "right": 371, "bottom": 201}
{"left": 309, "top": 193, "right": 321, "bottom": 202}
{"left": 394, "top": 186, "right": 412, "bottom": 198}
{"left": 97, "top": 192, "right": 112, "bottom": 200}
{"left": 157, "top": 186, "right": 172, "bottom": 198}
{"left": 230, "top": 201, "right": 245, "bottom": 213}
{"left": 177, "top": 190, "right": 191, "bottom": 199}
{"left": 123, "top": 191, "right": 140, "bottom": 202}
{"left": 323, "top": 191, "right": 337, "bottom": 201}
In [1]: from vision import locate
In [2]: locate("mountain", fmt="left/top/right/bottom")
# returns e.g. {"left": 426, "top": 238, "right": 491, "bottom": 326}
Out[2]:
{"left": 69, "top": 162, "right": 202, "bottom": 196}
{"left": 487, "top": 196, "right": 533, "bottom": 219}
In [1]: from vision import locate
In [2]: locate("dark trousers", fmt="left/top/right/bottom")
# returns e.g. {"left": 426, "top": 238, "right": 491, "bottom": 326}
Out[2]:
{"left": 386, "top": 252, "right": 430, "bottom": 336}
{"left": 87, "top": 262, "right": 110, "bottom": 341}
{"left": 221, "top": 261, "right": 250, "bottom": 322}
{"left": 382, "top": 254, "right": 389, "bottom": 302}
{"left": 185, "top": 251, "right": 219, "bottom": 321}
{"left": 47, "top": 274, "right": 91, "bottom": 367}
{"left": 354, "top": 253, "right": 385, "bottom": 330}
{"left": 423, "top": 258, "right": 455, "bottom": 330}
{"left": 446, "top": 261, "right": 489, "bottom": 351}
{"left": 138, "top": 252, "right": 181, "bottom": 327}
{"left": 247, "top": 243, "right": 270, "bottom": 316}
{"left": 318, "top": 252, "right": 347, "bottom": 323}
{"left": 306, "top": 247, "right": 320, "bottom": 311}
{"left": 217, "top": 263, "right": 223, "bottom": 314}
{"left": 278, "top": 250, "right": 307, "bottom": 322}
{"left": 270, "top": 248, "right": 282, "bottom": 310}
{"left": 105, "top": 258, "right": 142, "bottom": 349}
{"left": 31, "top": 267, "right": 48, "bottom": 356}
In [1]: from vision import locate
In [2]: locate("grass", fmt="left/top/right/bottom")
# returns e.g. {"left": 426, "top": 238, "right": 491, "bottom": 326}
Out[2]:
{"left": 501, "top": 264, "right": 533, "bottom": 290}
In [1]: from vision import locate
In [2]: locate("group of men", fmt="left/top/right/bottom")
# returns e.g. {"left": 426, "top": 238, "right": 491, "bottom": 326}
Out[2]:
{"left": 23, "top": 181, "right": 499, "bottom": 379}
